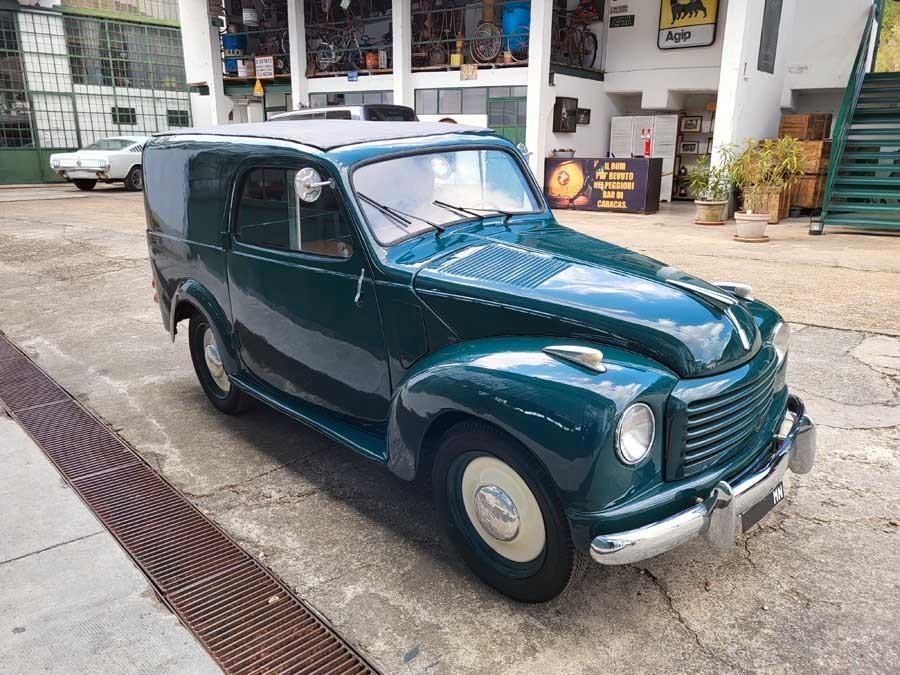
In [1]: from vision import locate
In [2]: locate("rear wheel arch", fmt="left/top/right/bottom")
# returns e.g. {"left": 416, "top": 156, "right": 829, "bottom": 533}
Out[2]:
{"left": 169, "top": 281, "right": 239, "bottom": 375}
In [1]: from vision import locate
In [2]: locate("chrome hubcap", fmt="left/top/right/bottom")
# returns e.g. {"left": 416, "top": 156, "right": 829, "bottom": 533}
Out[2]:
{"left": 473, "top": 484, "right": 520, "bottom": 542}
{"left": 202, "top": 327, "right": 230, "bottom": 393}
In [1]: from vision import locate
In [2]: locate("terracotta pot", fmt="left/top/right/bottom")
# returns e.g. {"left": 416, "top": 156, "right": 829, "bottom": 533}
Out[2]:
{"left": 734, "top": 211, "right": 770, "bottom": 240}
{"left": 694, "top": 199, "right": 728, "bottom": 225}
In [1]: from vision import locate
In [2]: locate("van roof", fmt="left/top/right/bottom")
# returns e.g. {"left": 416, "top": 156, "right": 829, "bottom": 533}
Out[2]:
{"left": 153, "top": 120, "right": 493, "bottom": 151}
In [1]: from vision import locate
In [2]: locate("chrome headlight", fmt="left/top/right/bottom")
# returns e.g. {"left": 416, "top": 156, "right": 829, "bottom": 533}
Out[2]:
{"left": 615, "top": 403, "right": 655, "bottom": 465}
{"left": 771, "top": 322, "right": 790, "bottom": 365}
{"left": 51, "top": 159, "right": 60, "bottom": 168}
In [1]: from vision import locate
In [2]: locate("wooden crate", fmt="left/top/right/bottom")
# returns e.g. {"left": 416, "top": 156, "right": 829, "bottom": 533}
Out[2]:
{"left": 797, "top": 140, "right": 831, "bottom": 174}
{"left": 766, "top": 186, "right": 791, "bottom": 223}
{"left": 790, "top": 174, "right": 827, "bottom": 209}
{"left": 779, "top": 113, "right": 833, "bottom": 140}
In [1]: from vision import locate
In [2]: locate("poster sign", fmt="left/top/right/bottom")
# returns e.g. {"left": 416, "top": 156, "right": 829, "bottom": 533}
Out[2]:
{"left": 347, "top": 70, "right": 359, "bottom": 82}
{"left": 658, "top": 0, "right": 719, "bottom": 50}
{"left": 544, "top": 157, "right": 662, "bottom": 214}
{"left": 460, "top": 63, "right": 478, "bottom": 81}
{"left": 254, "top": 55, "right": 275, "bottom": 80}
{"left": 610, "top": 15, "right": 635, "bottom": 28}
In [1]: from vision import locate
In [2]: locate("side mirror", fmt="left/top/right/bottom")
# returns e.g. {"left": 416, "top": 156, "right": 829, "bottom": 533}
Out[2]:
{"left": 517, "top": 142, "right": 533, "bottom": 158}
{"left": 295, "top": 167, "right": 334, "bottom": 203}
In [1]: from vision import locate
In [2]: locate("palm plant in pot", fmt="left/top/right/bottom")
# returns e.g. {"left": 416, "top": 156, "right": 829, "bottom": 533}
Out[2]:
{"left": 688, "top": 155, "right": 731, "bottom": 225}
{"left": 729, "top": 137, "right": 807, "bottom": 241}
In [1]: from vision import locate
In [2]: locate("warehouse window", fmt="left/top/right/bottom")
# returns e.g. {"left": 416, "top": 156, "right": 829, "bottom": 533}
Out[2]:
{"left": 415, "top": 87, "right": 523, "bottom": 115}
{"left": 166, "top": 109, "right": 190, "bottom": 127}
{"left": 111, "top": 106, "right": 137, "bottom": 125}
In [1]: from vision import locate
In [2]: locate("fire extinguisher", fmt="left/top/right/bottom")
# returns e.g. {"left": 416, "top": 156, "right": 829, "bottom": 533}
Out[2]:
{"left": 642, "top": 128, "right": 652, "bottom": 157}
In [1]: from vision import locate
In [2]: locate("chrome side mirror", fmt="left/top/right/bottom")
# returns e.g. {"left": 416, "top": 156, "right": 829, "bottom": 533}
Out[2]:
{"left": 517, "top": 142, "right": 533, "bottom": 158}
{"left": 295, "top": 167, "right": 334, "bottom": 203}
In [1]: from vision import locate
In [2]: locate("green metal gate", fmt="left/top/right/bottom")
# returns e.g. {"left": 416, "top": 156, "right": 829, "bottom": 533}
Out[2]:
{"left": 487, "top": 96, "right": 527, "bottom": 146}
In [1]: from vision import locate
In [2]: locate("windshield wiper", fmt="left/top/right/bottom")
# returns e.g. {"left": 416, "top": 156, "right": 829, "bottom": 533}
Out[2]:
{"left": 357, "top": 192, "right": 444, "bottom": 233}
{"left": 433, "top": 199, "right": 514, "bottom": 224}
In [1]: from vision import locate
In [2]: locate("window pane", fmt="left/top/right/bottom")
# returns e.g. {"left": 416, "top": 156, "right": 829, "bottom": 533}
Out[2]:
{"left": 487, "top": 101, "right": 504, "bottom": 127}
{"left": 517, "top": 100, "right": 527, "bottom": 125}
{"left": 326, "top": 110, "right": 352, "bottom": 119}
{"left": 488, "top": 87, "right": 510, "bottom": 99}
{"left": 344, "top": 92, "right": 363, "bottom": 105}
{"left": 236, "top": 167, "right": 353, "bottom": 258}
{"left": 363, "top": 91, "right": 381, "bottom": 104}
{"left": 383, "top": 90, "right": 393, "bottom": 104}
{"left": 461, "top": 87, "right": 486, "bottom": 114}
{"left": 415, "top": 89, "right": 437, "bottom": 115}
{"left": 438, "top": 89, "right": 462, "bottom": 114}
{"left": 502, "top": 101, "right": 517, "bottom": 125}
{"left": 309, "top": 93, "right": 327, "bottom": 107}
{"left": 511, "top": 86, "right": 527, "bottom": 98}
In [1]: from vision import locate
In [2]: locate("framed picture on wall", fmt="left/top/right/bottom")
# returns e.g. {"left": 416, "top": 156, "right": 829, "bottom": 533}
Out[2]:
{"left": 680, "top": 115, "right": 703, "bottom": 132}
{"left": 679, "top": 140, "right": 700, "bottom": 154}
{"left": 553, "top": 97, "right": 578, "bottom": 133}
{"left": 576, "top": 108, "right": 591, "bottom": 124}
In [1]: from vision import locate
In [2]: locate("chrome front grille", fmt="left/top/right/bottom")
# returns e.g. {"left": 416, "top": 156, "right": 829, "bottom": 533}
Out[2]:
{"left": 667, "top": 351, "right": 782, "bottom": 480}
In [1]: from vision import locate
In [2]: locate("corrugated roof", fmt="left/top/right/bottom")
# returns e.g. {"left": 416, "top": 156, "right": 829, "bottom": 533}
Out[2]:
{"left": 153, "top": 120, "right": 494, "bottom": 151}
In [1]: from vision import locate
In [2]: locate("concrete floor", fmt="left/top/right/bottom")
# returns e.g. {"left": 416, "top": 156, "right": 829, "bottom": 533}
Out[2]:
{"left": 1, "top": 185, "right": 898, "bottom": 674}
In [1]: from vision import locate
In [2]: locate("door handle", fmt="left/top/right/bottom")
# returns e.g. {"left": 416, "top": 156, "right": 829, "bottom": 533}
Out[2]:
{"left": 354, "top": 268, "right": 365, "bottom": 306}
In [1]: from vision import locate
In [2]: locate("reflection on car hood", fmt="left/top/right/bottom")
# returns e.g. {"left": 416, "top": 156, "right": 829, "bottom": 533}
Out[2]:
{"left": 413, "top": 226, "right": 760, "bottom": 378}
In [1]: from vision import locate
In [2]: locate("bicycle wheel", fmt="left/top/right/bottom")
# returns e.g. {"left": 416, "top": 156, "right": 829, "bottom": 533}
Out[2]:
{"left": 472, "top": 22, "right": 502, "bottom": 63}
{"left": 508, "top": 26, "right": 529, "bottom": 62}
{"left": 315, "top": 41, "right": 337, "bottom": 72}
{"left": 579, "top": 29, "right": 598, "bottom": 69}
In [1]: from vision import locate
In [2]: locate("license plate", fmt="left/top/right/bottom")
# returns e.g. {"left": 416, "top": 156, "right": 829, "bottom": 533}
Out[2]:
{"left": 741, "top": 482, "right": 785, "bottom": 533}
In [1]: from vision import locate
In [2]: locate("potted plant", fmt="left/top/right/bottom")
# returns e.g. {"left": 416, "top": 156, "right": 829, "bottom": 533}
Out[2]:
{"left": 729, "top": 137, "right": 806, "bottom": 240}
{"left": 687, "top": 155, "right": 730, "bottom": 225}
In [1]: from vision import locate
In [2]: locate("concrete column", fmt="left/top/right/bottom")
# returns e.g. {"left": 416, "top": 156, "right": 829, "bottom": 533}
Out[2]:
{"left": 177, "top": 0, "right": 232, "bottom": 125}
{"left": 287, "top": 0, "right": 308, "bottom": 109}
{"left": 392, "top": 0, "right": 413, "bottom": 107}
{"left": 712, "top": 0, "right": 797, "bottom": 163}
{"left": 524, "top": 0, "right": 553, "bottom": 184}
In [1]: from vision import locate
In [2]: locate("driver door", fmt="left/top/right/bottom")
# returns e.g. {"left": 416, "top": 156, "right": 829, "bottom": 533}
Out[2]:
{"left": 227, "top": 162, "right": 391, "bottom": 424}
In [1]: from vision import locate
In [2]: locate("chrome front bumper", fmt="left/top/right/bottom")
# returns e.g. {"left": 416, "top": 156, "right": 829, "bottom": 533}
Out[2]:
{"left": 590, "top": 394, "right": 816, "bottom": 565}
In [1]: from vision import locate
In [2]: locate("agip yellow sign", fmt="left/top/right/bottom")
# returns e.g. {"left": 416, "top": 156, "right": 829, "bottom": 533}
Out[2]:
{"left": 658, "top": 0, "right": 719, "bottom": 50}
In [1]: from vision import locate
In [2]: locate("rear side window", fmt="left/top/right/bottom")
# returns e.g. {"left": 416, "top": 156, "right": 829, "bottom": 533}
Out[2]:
{"left": 234, "top": 167, "right": 354, "bottom": 258}
{"left": 325, "top": 110, "right": 352, "bottom": 119}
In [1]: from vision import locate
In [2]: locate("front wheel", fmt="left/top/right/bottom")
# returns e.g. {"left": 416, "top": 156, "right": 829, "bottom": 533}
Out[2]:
{"left": 433, "top": 421, "right": 588, "bottom": 603}
{"left": 188, "top": 314, "right": 246, "bottom": 414}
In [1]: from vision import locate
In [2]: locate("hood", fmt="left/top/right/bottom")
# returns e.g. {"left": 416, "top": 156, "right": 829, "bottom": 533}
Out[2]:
{"left": 413, "top": 225, "right": 760, "bottom": 378}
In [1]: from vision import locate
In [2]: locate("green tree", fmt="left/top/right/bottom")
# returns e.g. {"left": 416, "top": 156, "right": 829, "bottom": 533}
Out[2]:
{"left": 876, "top": 0, "right": 900, "bottom": 72}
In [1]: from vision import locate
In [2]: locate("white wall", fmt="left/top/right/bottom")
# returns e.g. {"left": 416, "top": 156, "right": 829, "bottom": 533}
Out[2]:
{"left": 784, "top": 0, "right": 870, "bottom": 94}
{"left": 308, "top": 73, "right": 395, "bottom": 95}
{"left": 713, "top": 0, "right": 797, "bottom": 155}
{"left": 604, "top": 0, "right": 727, "bottom": 109}
{"left": 546, "top": 74, "right": 623, "bottom": 158}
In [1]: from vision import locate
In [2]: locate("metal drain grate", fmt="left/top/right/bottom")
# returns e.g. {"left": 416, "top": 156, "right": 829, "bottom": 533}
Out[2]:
{"left": 0, "top": 335, "right": 377, "bottom": 675}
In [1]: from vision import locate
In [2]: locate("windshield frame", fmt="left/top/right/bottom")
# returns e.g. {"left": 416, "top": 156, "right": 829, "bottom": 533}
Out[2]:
{"left": 349, "top": 144, "right": 547, "bottom": 248}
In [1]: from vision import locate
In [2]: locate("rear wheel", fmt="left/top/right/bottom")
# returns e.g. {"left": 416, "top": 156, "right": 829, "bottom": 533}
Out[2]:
{"left": 124, "top": 165, "right": 143, "bottom": 191}
{"left": 432, "top": 421, "right": 588, "bottom": 603}
{"left": 74, "top": 179, "right": 96, "bottom": 191}
{"left": 188, "top": 314, "right": 246, "bottom": 414}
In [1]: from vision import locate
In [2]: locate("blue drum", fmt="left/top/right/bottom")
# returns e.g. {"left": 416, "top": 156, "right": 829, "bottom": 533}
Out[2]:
{"left": 502, "top": 1, "right": 530, "bottom": 56}
{"left": 222, "top": 33, "right": 247, "bottom": 74}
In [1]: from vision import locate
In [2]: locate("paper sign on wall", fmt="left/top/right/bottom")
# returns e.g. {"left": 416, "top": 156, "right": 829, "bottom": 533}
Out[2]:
{"left": 254, "top": 55, "right": 275, "bottom": 80}
{"left": 658, "top": 0, "right": 719, "bottom": 50}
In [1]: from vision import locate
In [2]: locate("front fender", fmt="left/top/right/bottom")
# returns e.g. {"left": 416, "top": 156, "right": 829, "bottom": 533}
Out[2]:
{"left": 386, "top": 337, "right": 677, "bottom": 514}
{"left": 169, "top": 279, "right": 239, "bottom": 374}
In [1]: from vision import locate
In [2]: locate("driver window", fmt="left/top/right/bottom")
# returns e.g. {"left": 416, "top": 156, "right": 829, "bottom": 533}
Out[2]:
{"left": 235, "top": 166, "right": 353, "bottom": 258}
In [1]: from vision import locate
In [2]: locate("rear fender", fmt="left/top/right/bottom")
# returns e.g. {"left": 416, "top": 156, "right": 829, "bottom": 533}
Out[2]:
{"left": 386, "top": 337, "right": 676, "bottom": 513}
{"left": 169, "top": 279, "right": 239, "bottom": 374}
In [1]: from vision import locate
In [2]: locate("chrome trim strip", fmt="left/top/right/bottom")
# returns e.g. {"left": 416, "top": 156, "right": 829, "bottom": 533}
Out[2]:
{"left": 543, "top": 345, "right": 607, "bottom": 373}
{"left": 590, "top": 395, "right": 815, "bottom": 565}
{"left": 667, "top": 279, "right": 737, "bottom": 307}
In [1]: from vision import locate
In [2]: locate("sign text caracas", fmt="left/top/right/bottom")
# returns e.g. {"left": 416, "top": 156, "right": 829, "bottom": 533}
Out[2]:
{"left": 658, "top": 0, "right": 719, "bottom": 50}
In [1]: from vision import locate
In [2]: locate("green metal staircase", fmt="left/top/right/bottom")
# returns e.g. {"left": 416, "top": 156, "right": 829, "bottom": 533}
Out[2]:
{"left": 817, "top": 2, "right": 900, "bottom": 233}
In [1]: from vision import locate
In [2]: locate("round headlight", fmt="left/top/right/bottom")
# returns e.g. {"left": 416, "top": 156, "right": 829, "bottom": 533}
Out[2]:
{"left": 616, "top": 403, "right": 655, "bottom": 465}
{"left": 771, "top": 322, "right": 790, "bottom": 365}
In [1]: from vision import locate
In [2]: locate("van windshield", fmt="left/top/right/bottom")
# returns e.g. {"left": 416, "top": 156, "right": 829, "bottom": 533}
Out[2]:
{"left": 353, "top": 148, "right": 541, "bottom": 245}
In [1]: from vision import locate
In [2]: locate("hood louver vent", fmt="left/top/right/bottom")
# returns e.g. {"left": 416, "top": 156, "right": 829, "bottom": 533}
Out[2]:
{"left": 440, "top": 245, "right": 569, "bottom": 289}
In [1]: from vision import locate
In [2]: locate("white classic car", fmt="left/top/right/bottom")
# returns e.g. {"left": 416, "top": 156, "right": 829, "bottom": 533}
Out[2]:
{"left": 49, "top": 136, "right": 149, "bottom": 191}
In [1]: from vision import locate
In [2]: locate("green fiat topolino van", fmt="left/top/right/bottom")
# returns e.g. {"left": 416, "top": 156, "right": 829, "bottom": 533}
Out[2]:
{"left": 144, "top": 121, "right": 816, "bottom": 602}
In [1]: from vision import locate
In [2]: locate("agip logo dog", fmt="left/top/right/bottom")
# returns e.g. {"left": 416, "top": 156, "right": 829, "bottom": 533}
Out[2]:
{"left": 658, "top": 0, "right": 719, "bottom": 50}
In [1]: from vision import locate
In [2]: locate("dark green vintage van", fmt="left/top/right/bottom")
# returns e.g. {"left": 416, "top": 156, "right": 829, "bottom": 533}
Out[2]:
{"left": 144, "top": 120, "right": 816, "bottom": 602}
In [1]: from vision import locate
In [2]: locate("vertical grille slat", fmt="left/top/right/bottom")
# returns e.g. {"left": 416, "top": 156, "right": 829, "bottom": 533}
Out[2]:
{"left": 669, "top": 350, "right": 783, "bottom": 479}
{"left": 0, "top": 334, "right": 378, "bottom": 675}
